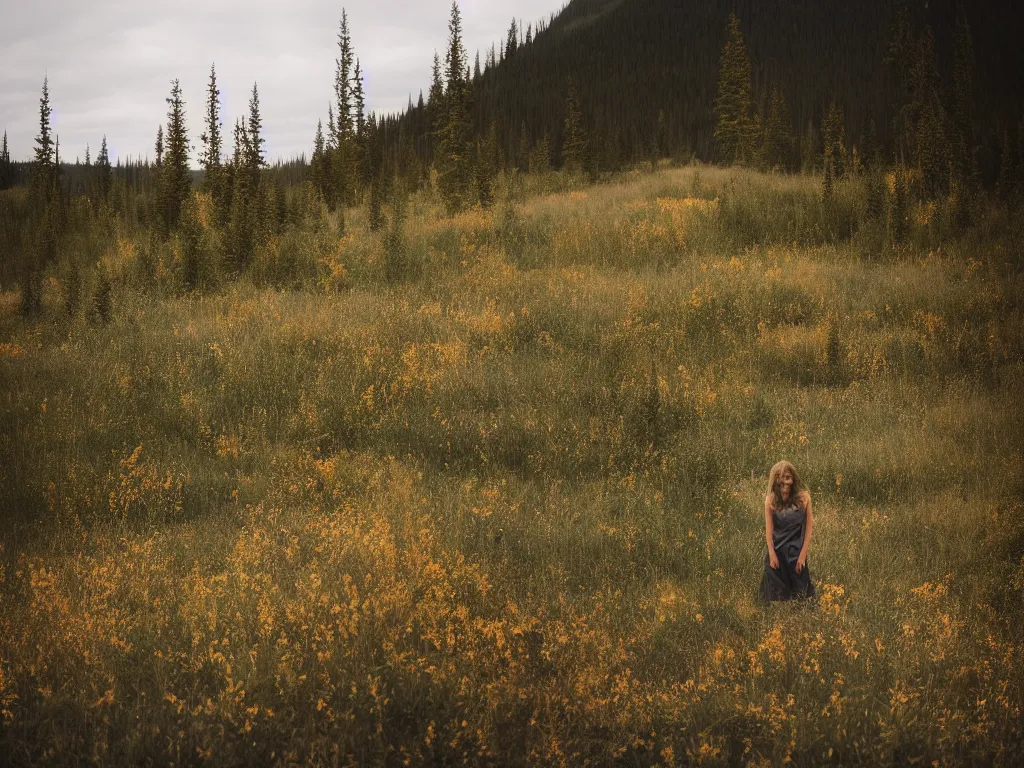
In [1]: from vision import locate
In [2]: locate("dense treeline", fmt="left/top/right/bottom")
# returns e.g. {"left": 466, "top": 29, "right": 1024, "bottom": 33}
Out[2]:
{"left": 2, "top": 0, "right": 1024, "bottom": 309}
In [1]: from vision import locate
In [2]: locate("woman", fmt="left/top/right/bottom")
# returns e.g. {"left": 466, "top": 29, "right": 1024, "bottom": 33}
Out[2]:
{"left": 759, "top": 460, "right": 815, "bottom": 602}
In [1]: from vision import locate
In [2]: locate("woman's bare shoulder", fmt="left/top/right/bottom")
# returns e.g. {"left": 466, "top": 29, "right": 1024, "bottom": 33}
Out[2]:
{"left": 798, "top": 490, "right": 812, "bottom": 509}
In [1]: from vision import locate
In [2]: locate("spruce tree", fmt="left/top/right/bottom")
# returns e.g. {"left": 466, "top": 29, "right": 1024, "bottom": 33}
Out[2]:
{"left": 529, "top": 133, "right": 551, "bottom": 173}
{"left": 154, "top": 124, "right": 164, "bottom": 169}
{"left": 951, "top": 16, "right": 976, "bottom": 188}
{"left": 505, "top": 19, "right": 518, "bottom": 60}
{"left": 199, "top": 64, "right": 230, "bottom": 226}
{"left": 199, "top": 64, "right": 223, "bottom": 176}
{"left": 364, "top": 114, "right": 385, "bottom": 231}
{"left": 96, "top": 135, "right": 111, "bottom": 201}
{"left": 247, "top": 83, "right": 266, "bottom": 170}
{"left": 890, "top": 165, "right": 909, "bottom": 246}
{"left": 311, "top": 120, "right": 330, "bottom": 204}
{"left": 761, "top": 87, "right": 792, "bottom": 172}
{"left": 516, "top": 124, "right": 530, "bottom": 173}
{"left": 0, "top": 130, "right": 11, "bottom": 191}
{"left": 335, "top": 11, "right": 355, "bottom": 140}
{"left": 229, "top": 118, "right": 255, "bottom": 271}
{"left": 912, "top": 28, "right": 947, "bottom": 200}
{"left": 333, "top": 10, "right": 356, "bottom": 205}
{"left": 32, "top": 76, "right": 56, "bottom": 195}
{"left": 353, "top": 59, "right": 366, "bottom": 136}
{"left": 483, "top": 120, "right": 501, "bottom": 175}
{"left": 436, "top": 2, "right": 473, "bottom": 214}
{"left": 822, "top": 101, "right": 847, "bottom": 183}
{"left": 714, "top": 13, "right": 755, "bottom": 165}
{"left": 162, "top": 79, "right": 191, "bottom": 233}
{"left": 353, "top": 60, "right": 369, "bottom": 192}
{"left": 562, "top": 81, "right": 589, "bottom": 174}
{"left": 474, "top": 137, "right": 494, "bottom": 208}
{"left": 863, "top": 120, "right": 885, "bottom": 223}
{"left": 23, "top": 78, "right": 60, "bottom": 317}
{"left": 428, "top": 52, "right": 445, "bottom": 163}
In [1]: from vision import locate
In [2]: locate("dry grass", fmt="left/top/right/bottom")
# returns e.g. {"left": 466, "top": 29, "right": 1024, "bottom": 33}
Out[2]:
{"left": 1, "top": 164, "right": 1023, "bottom": 766}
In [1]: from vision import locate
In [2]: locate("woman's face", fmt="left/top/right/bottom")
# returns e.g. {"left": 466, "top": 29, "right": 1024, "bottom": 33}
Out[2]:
{"left": 777, "top": 469, "right": 794, "bottom": 501}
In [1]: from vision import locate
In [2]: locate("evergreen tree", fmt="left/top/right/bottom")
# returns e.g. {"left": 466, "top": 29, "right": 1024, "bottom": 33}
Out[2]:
{"left": 505, "top": 19, "right": 519, "bottom": 60}
{"left": 199, "top": 64, "right": 223, "bottom": 177}
{"left": 427, "top": 52, "right": 446, "bottom": 176}
{"left": 199, "top": 64, "right": 230, "bottom": 226}
{"left": 335, "top": 11, "right": 355, "bottom": 140}
{"left": 474, "top": 136, "right": 494, "bottom": 208}
{"left": 0, "top": 130, "right": 11, "bottom": 191}
{"left": 326, "top": 104, "right": 337, "bottom": 152}
{"left": 247, "top": 83, "right": 266, "bottom": 171}
{"left": 363, "top": 113, "right": 385, "bottom": 231}
{"left": 353, "top": 59, "right": 366, "bottom": 136}
{"left": 529, "top": 132, "right": 551, "bottom": 173}
{"left": 761, "top": 87, "right": 792, "bottom": 171}
{"left": 32, "top": 76, "right": 56, "bottom": 195}
{"left": 911, "top": 28, "right": 948, "bottom": 200}
{"left": 333, "top": 10, "right": 357, "bottom": 205}
{"left": 96, "top": 135, "right": 111, "bottom": 201}
{"left": 886, "top": 0, "right": 916, "bottom": 163}
{"left": 890, "top": 165, "right": 909, "bottom": 246}
{"left": 353, "top": 60, "right": 369, "bottom": 193}
{"left": 822, "top": 101, "right": 847, "bottom": 183}
{"left": 154, "top": 124, "right": 164, "bottom": 169}
{"left": 228, "top": 118, "right": 255, "bottom": 270}
{"left": 23, "top": 78, "right": 61, "bottom": 317}
{"left": 516, "top": 122, "right": 530, "bottom": 172}
{"left": 436, "top": 2, "right": 473, "bottom": 214}
{"left": 713, "top": 13, "right": 755, "bottom": 165}
{"left": 951, "top": 15, "right": 976, "bottom": 188}
{"left": 561, "top": 81, "right": 589, "bottom": 174}
{"left": 474, "top": 51, "right": 482, "bottom": 80}
{"left": 863, "top": 120, "right": 886, "bottom": 223}
{"left": 428, "top": 52, "right": 445, "bottom": 124}
{"left": 310, "top": 120, "right": 330, "bottom": 204}
{"left": 162, "top": 79, "right": 191, "bottom": 233}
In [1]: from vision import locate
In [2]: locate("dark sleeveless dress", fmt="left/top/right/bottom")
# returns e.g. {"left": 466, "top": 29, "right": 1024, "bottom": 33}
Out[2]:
{"left": 759, "top": 500, "right": 814, "bottom": 602}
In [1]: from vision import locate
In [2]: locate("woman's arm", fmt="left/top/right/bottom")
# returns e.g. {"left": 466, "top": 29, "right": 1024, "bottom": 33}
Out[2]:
{"left": 765, "top": 495, "right": 779, "bottom": 569}
{"left": 797, "top": 493, "right": 813, "bottom": 573}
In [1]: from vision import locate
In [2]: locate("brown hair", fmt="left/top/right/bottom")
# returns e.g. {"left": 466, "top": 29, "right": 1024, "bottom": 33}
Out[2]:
{"left": 766, "top": 460, "right": 810, "bottom": 511}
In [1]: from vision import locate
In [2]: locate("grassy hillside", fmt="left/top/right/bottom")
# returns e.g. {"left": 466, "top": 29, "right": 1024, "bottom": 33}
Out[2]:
{"left": 1, "top": 165, "right": 1023, "bottom": 765}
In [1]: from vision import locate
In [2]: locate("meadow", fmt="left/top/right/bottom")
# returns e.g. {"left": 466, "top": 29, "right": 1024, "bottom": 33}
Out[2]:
{"left": 1, "top": 164, "right": 1023, "bottom": 766}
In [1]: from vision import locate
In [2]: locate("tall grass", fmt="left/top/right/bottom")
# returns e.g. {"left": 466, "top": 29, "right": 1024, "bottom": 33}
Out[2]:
{"left": 1, "top": 165, "right": 1022, "bottom": 765}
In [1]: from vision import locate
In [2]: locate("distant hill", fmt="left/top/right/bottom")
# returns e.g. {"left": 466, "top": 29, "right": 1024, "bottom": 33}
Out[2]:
{"left": 389, "top": 0, "right": 1024, "bottom": 179}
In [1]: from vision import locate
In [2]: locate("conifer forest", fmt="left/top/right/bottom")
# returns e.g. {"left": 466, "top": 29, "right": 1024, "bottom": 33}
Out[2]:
{"left": 1, "top": 0, "right": 1024, "bottom": 764}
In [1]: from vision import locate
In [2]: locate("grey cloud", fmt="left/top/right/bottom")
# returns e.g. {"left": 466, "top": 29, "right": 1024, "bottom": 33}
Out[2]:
{"left": 1, "top": 0, "right": 561, "bottom": 162}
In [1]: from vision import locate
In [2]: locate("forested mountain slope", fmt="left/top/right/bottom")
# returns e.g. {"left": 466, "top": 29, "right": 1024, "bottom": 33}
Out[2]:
{"left": 392, "top": 0, "right": 1023, "bottom": 177}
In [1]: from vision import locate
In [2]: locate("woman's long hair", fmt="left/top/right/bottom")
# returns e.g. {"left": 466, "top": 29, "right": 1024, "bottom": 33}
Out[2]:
{"left": 766, "top": 460, "right": 810, "bottom": 511}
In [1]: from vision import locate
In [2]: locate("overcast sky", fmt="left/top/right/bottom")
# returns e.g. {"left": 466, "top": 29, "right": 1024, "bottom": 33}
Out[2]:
{"left": 1, "top": 0, "right": 563, "bottom": 163}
